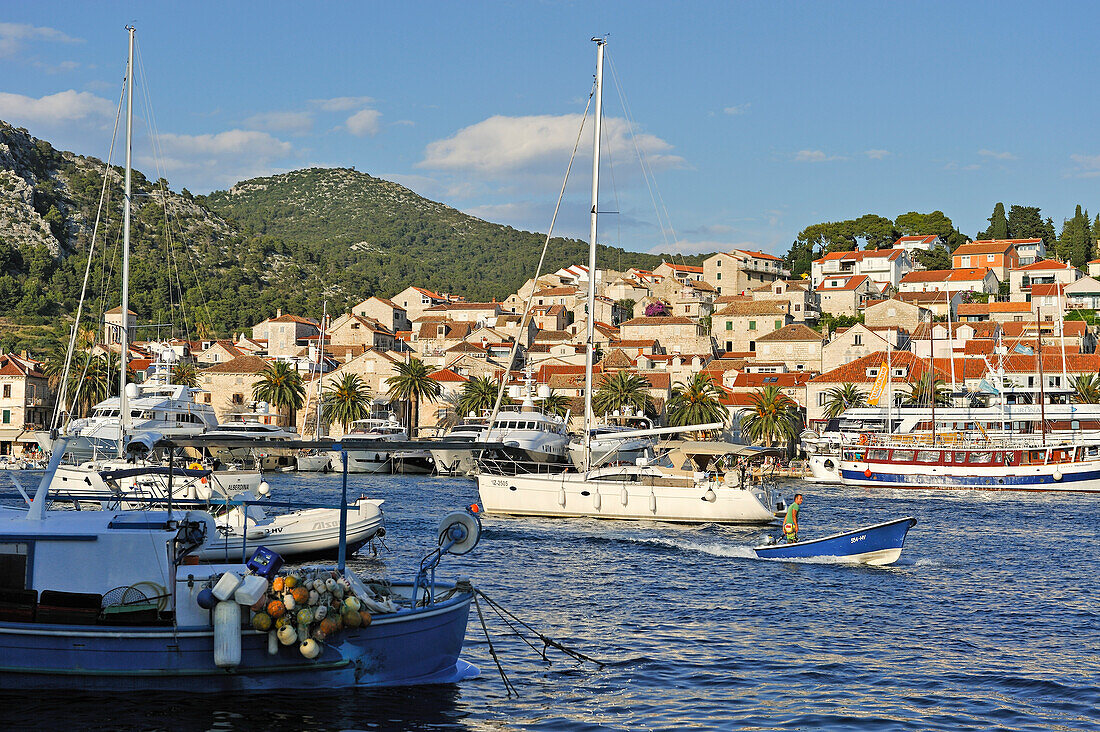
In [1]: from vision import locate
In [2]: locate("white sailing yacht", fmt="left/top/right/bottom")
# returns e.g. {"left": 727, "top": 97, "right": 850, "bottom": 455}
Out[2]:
{"left": 476, "top": 38, "right": 782, "bottom": 524}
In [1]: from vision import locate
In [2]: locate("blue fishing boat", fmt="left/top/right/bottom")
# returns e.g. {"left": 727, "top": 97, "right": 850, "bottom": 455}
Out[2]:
{"left": 752, "top": 516, "right": 917, "bottom": 566}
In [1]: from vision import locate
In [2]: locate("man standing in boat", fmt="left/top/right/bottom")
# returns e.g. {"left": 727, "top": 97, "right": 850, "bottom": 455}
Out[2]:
{"left": 783, "top": 493, "right": 803, "bottom": 543}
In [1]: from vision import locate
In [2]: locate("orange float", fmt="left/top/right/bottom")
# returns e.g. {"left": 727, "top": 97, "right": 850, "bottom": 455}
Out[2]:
{"left": 266, "top": 599, "right": 286, "bottom": 618}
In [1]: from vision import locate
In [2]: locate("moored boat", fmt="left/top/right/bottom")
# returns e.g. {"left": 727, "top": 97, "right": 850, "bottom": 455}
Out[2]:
{"left": 753, "top": 516, "right": 917, "bottom": 565}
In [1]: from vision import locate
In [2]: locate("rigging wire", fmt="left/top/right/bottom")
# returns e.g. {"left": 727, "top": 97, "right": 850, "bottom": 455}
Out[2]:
{"left": 483, "top": 82, "right": 596, "bottom": 430}
{"left": 52, "top": 77, "right": 127, "bottom": 430}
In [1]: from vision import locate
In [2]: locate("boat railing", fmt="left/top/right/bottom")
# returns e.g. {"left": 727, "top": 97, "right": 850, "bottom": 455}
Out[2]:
{"left": 849, "top": 432, "right": 1089, "bottom": 451}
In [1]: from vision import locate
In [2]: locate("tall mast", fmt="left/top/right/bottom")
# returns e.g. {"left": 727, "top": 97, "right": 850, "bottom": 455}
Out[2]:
{"left": 118, "top": 25, "right": 135, "bottom": 458}
{"left": 314, "top": 302, "right": 327, "bottom": 437}
{"left": 1036, "top": 314, "right": 1046, "bottom": 446}
{"left": 930, "top": 312, "right": 936, "bottom": 444}
{"left": 582, "top": 37, "right": 605, "bottom": 472}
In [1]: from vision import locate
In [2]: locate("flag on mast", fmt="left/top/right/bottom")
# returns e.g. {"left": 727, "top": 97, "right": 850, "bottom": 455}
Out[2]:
{"left": 867, "top": 361, "right": 889, "bottom": 405}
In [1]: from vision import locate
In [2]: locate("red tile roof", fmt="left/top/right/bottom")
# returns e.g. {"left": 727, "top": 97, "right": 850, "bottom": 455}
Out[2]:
{"left": 900, "top": 268, "right": 992, "bottom": 284}
{"left": 814, "top": 249, "right": 902, "bottom": 263}
{"left": 429, "top": 368, "right": 469, "bottom": 383}
{"left": 893, "top": 235, "right": 939, "bottom": 246}
{"left": 755, "top": 324, "right": 822, "bottom": 342}
{"left": 1028, "top": 283, "right": 1066, "bottom": 297}
{"left": 952, "top": 240, "right": 1016, "bottom": 256}
{"left": 1013, "top": 259, "right": 1076, "bottom": 272}
{"left": 988, "top": 301, "right": 1033, "bottom": 313}
{"left": 815, "top": 274, "right": 870, "bottom": 292}
{"left": 731, "top": 248, "right": 784, "bottom": 262}
{"left": 661, "top": 263, "right": 704, "bottom": 273}
{"left": 200, "top": 355, "right": 270, "bottom": 374}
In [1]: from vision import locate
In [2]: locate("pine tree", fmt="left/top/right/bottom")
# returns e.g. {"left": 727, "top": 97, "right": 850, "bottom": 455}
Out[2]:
{"left": 982, "top": 202, "right": 1008, "bottom": 239}
{"left": 1092, "top": 214, "right": 1100, "bottom": 260}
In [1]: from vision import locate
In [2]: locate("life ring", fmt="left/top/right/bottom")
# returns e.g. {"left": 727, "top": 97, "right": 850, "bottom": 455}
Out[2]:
{"left": 858, "top": 433, "right": 869, "bottom": 446}
{"left": 187, "top": 462, "right": 203, "bottom": 471}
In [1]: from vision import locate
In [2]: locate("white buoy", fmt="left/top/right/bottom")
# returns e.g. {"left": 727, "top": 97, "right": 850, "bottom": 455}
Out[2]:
{"left": 649, "top": 491, "right": 657, "bottom": 513}
{"left": 258, "top": 481, "right": 271, "bottom": 497}
{"left": 557, "top": 488, "right": 566, "bottom": 507}
{"left": 593, "top": 490, "right": 601, "bottom": 510}
{"left": 1053, "top": 470, "right": 1063, "bottom": 481}
{"left": 277, "top": 624, "right": 297, "bottom": 646}
{"left": 621, "top": 487, "right": 629, "bottom": 506}
{"left": 300, "top": 638, "right": 322, "bottom": 659}
{"left": 704, "top": 488, "right": 716, "bottom": 502}
{"left": 213, "top": 601, "right": 241, "bottom": 668}
{"left": 267, "top": 629, "right": 279, "bottom": 656}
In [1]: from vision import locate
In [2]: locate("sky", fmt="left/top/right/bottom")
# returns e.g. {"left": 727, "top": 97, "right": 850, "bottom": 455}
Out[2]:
{"left": 2, "top": 1, "right": 1100, "bottom": 259}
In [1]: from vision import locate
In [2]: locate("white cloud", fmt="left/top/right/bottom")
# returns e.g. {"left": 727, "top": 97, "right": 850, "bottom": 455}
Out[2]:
{"left": 0, "top": 22, "right": 77, "bottom": 57}
{"left": 244, "top": 111, "right": 313, "bottom": 135}
{"left": 978, "top": 149, "right": 1015, "bottom": 160}
{"left": 1070, "top": 153, "right": 1100, "bottom": 178}
{"left": 723, "top": 103, "right": 750, "bottom": 115}
{"left": 793, "top": 149, "right": 845, "bottom": 163}
{"left": 419, "top": 113, "right": 684, "bottom": 177}
{"left": 311, "top": 96, "right": 374, "bottom": 112}
{"left": 143, "top": 129, "right": 294, "bottom": 189}
{"left": 346, "top": 109, "right": 382, "bottom": 137}
{"left": 0, "top": 89, "right": 114, "bottom": 123}
{"left": 865, "top": 149, "right": 890, "bottom": 160}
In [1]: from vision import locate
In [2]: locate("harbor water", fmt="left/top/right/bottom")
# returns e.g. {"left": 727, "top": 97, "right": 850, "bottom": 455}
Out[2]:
{"left": 2, "top": 471, "right": 1097, "bottom": 731}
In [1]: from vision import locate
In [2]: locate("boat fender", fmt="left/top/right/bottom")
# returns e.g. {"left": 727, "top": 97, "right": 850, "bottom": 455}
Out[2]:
{"left": 309, "top": 590, "right": 320, "bottom": 606}
{"left": 324, "top": 578, "right": 338, "bottom": 593}
{"left": 282, "top": 592, "right": 296, "bottom": 611}
{"left": 196, "top": 481, "right": 213, "bottom": 501}
{"left": 315, "top": 604, "right": 328, "bottom": 621}
{"left": 297, "top": 624, "right": 310, "bottom": 643}
{"left": 299, "top": 638, "right": 321, "bottom": 660}
{"left": 593, "top": 490, "right": 601, "bottom": 510}
{"left": 277, "top": 624, "right": 297, "bottom": 646}
{"left": 213, "top": 601, "right": 242, "bottom": 668}
{"left": 197, "top": 587, "right": 217, "bottom": 610}
{"left": 258, "top": 481, "right": 271, "bottom": 497}
{"left": 649, "top": 490, "right": 657, "bottom": 514}
{"left": 864, "top": 468, "right": 872, "bottom": 479}
{"left": 1053, "top": 470, "right": 1063, "bottom": 481}
{"left": 621, "top": 487, "right": 629, "bottom": 506}
{"left": 703, "top": 488, "right": 716, "bottom": 503}
{"left": 557, "top": 488, "right": 566, "bottom": 507}
{"left": 312, "top": 579, "right": 327, "bottom": 594}
{"left": 212, "top": 572, "right": 242, "bottom": 602}
{"left": 267, "top": 629, "right": 279, "bottom": 656}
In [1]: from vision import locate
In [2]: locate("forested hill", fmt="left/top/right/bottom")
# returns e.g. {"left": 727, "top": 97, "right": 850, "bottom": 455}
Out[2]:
{"left": 200, "top": 167, "right": 691, "bottom": 301}
{"left": 0, "top": 121, "right": 694, "bottom": 351}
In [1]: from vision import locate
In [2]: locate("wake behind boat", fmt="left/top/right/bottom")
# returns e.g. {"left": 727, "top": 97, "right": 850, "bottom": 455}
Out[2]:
{"left": 753, "top": 516, "right": 918, "bottom": 566}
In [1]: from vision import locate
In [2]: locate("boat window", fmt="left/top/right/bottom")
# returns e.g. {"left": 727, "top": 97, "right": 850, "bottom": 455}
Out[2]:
{"left": 1030, "top": 450, "right": 1045, "bottom": 462}
{"left": 891, "top": 450, "right": 914, "bottom": 461}
{"left": 0, "top": 542, "right": 29, "bottom": 590}
{"left": 867, "top": 449, "right": 889, "bottom": 461}
{"left": 1087, "top": 446, "right": 1099, "bottom": 458}
{"left": 916, "top": 450, "right": 939, "bottom": 463}
{"left": 969, "top": 452, "right": 992, "bottom": 464}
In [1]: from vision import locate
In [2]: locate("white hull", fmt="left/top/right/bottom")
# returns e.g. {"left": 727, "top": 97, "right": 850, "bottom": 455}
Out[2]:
{"left": 477, "top": 469, "right": 777, "bottom": 524}
{"left": 806, "top": 454, "right": 842, "bottom": 483}
{"left": 295, "top": 454, "right": 331, "bottom": 472}
{"left": 429, "top": 448, "right": 477, "bottom": 476}
{"left": 199, "top": 499, "right": 384, "bottom": 560}
{"left": 50, "top": 463, "right": 263, "bottom": 501}
{"left": 329, "top": 450, "right": 394, "bottom": 473}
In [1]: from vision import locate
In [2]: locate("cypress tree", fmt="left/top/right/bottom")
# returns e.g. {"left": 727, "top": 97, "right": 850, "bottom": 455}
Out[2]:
{"left": 983, "top": 202, "right": 1008, "bottom": 239}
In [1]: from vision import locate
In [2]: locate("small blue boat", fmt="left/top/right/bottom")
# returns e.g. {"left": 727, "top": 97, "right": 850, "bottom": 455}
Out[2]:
{"left": 752, "top": 516, "right": 917, "bottom": 566}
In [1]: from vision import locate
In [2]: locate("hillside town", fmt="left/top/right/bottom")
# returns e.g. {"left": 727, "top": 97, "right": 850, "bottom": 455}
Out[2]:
{"left": 5, "top": 236, "right": 1100, "bottom": 460}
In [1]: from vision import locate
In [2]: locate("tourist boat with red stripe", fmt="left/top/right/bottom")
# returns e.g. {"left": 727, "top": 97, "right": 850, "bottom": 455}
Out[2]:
{"left": 837, "top": 436, "right": 1100, "bottom": 492}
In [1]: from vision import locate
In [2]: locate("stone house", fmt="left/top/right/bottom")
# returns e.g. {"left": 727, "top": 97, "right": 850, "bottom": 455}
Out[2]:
{"left": 895, "top": 291, "right": 964, "bottom": 319}
{"left": 251, "top": 312, "right": 320, "bottom": 358}
{"left": 753, "top": 324, "right": 823, "bottom": 372}
{"left": 653, "top": 262, "right": 704, "bottom": 283}
{"left": 422, "top": 301, "right": 504, "bottom": 325}
{"left": 702, "top": 249, "right": 790, "bottom": 296}
{"left": 898, "top": 268, "right": 999, "bottom": 295}
{"left": 1064, "top": 276, "right": 1100, "bottom": 311}
{"left": 751, "top": 279, "right": 818, "bottom": 322}
{"left": 195, "top": 340, "right": 244, "bottom": 367}
{"left": 0, "top": 354, "right": 52, "bottom": 458}
{"left": 103, "top": 307, "right": 137, "bottom": 345}
{"left": 352, "top": 296, "right": 411, "bottom": 333}
{"left": 1009, "top": 260, "right": 1082, "bottom": 302}
{"left": 951, "top": 240, "right": 1020, "bottom": 283}
{"left": 810, "top": 248, "right": 909, "bottom": 290}
{"left": 863, "top": 298, "right": 930, "bottom": 332}
{"left": 711, "top": 300, "right": 792, "bottom": 354}
{"left": 197, "top": 355, "right": 272, "bottom": 422}
{"left": 618, "top": 316, "right": 714, "bottom": 355}
{"left": 805, "top": 351, "right": 929, "bottom": 426}
{"left": 816, "top": 275, "right": 875, "bottom": 317}
{"left": 821, "top": 323, "right": 907, "bottom": 373}
{"left": 393, "top": 286, "right": 452, "bottom": 322}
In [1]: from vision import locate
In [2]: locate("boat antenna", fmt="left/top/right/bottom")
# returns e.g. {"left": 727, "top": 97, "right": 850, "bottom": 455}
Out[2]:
{"left": 582, "top": 37, "right": 606, "bottom": 473}
{"left": 117, "top": 24, "right": 135, "bottom": 459}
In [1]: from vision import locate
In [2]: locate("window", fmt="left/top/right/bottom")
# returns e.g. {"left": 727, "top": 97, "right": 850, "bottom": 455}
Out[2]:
{"left": 891, "top": 450, "right": 915, "bottom": 461}
{"left": 716, "top": 273, "right": 722, "bottom": 281}
{"left": 725, "top": 340, "right": 733, "bottom": 352}
{"left": 892, "top": 367, "right": 907, "bottom": 378}
{"left": 775, "top": 320, "right": 783, "bottom": 329}
{"left": 917, "top": 450, "right": 940, "bottom": 463}
{"left": 1, "top": 384, "right": 9, "bottom": 398}
{"left": 987, "top": 254, "right": 995, "bottom": 263}
{"left": 796, "top": 364, "right": 804, "bottom": 370}
{"left": 961, "top": 256, "right": 970, "bottom": 267}
{"left": 775, "top": 287, "right": 782, "bottom": 294}
{"left": 726, "top": 321, "right": 733, "bottom": 331}
{"left": 203, "top": 394, "right": 212, "bottom": 404}
{"left": 717, "top": 259, "right": 722, "bottom": 267}
{"left": 887, "top": 307, "right": 896, "bottom": 317}
{"left": 749, "top": 321, "right": 757, "bottom": 330}
{"left": 866, "top": 368, "right": 879, "bottom": 377}
{"left": 1, "top": 410, "right": 8, "bottom": 425}
{"left": 854, "top": 334, "right": 863, "bottom": 346}
{"left": 817, "top": 392, "right": 827, "bottom": 406}
{"left": 794, "top": 304, "right": 801, "bottom": 311}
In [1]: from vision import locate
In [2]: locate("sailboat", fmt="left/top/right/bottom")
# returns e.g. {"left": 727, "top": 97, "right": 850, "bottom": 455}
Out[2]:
{"left": 297, "top": 304, "right": 333, "bottom": 472}
{"left": 475, "top": 39, "right": 783, "bottom": 524}
{"left": 0, "top": 28, "right": 480, "bottom": 692}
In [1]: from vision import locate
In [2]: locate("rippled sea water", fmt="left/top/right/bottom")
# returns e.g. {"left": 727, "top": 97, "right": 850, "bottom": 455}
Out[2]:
{"left": 3, "top": 471, "right": 1098, "bottom": 731}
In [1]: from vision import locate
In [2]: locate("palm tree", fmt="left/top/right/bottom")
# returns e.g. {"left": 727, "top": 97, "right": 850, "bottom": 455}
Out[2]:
{"left": 739, "top": 385, "right": 802, "bottom": 449}
{"left": 593, "top": 371, "right": 653, "bottom": 416}
{"left": 457, "top": 376, "right": 501, "bottom": 418}
{"left": 321, "top": 373, "right": 371, "bottom": 434}
{"left": 386, "top": 358, "right": 442, "bottom": 437}
{"left": 823, "top": 383, "right": 868, "bottom": 419}
{"left": 541, "top": 391, "right": 572, "bottom": 418}
{"left": 902, "top": 372, "right": 949, "bottom": 407}
{"left": 667, "top": 372, "right": 728, "bottom": 429}
{"left": 1073, "top": 373, "right": 1100, "bottom": 404}
{"left": 252, "top": 360, "right": 306, "bottom": 428}
{"left": 172, "top": 361, "right": 199, "bottom": 388}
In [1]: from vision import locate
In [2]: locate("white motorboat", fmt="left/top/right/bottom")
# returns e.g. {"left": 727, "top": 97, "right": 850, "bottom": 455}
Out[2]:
{"left": 202, "top": 407, "right": 298, "bottom": 471}
{"left": 295, "top": 450, "right": 332, "bottom": 472}
{"left": 47, "top": 459, "right": 264, "bottom": 503}
{"left": 478, "top": 440, "right": 783, "bottom": 524}
{"left": 568, "top": 409, "right": 655, "bottom": 469}
{"left": 429, "top": 416, "right": 488, "bottom": 476}
{"left": 329, "top": 415, "right": 406, "bottom": 473}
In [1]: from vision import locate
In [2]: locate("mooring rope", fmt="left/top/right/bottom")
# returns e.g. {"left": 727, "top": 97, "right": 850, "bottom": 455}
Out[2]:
{"left": 472, "top": 590, "right": 519, "bottom": 697}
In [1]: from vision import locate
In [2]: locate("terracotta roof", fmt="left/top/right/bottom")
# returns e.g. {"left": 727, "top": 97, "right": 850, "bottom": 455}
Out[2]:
{"left": 729, "top": 372, "right": 814, "bottom": 388}
{"left": 755, "top": 324, "right": 822, "bottom": 343}
{"left": 619, "top": 316, "right": 697, "bottom": 327}
{"left": 660, "top": 263, "right": 704, "bottom": 273}
{"left": 963, "top": 341, "right": 996, "bottom": 356}
{"left": 988, "top": 301, "right": 1033, "bottom": 313}
{"left": 364, "top": 296, "right": 403, "bottom": 310}
{"left": 816, "top": 274, "right": 870, "bottom": 292}
{"left": 956, "top": 303, "right": 990, "bottom": 316}
{"left": 897, "top": 292, "right": 956, "bottom": 305}
{"left": 810, "top": 351, "right": 929, "bottom": 384}
{"left": 533, "top": 286, "right": 579, "bottom": 297}
{"left": 412, "top": 286, "right": 448, "bottom": 301}
{"left": 714, "top": 301, "right": 789, "bottom": 317}
{"left": 533, "top": 329, "right": 572, "bottom": 342}
{"left": 425, "top": 302, "right": 502, "bottom": 311}
{"left": 713, "top": 295, "right": 752, "bottom": 305}
{"left": 429, "top": 368, "right": 469, "bottom": 383}
{"left": 813, "top": 249, "right": 902, "bottom": 263}
{"left": 444, "top": 341, "right": 487, "bottom": 353}
{"left": 911, "top": 321, "right": 1000, "bottom": 340}
{"left": 752, "top": 279, "right": 808, "bottom": 293}
{"left": 952, "top": 240, "right": 1016, "bottom": 256}
{"left": 418, "top": 321, "right": 473, "bottom": 340}
{"left": 601, "top": 349, "right": 635, "bottom": 369}
{"left": 265, "top": 314, "right": 319, "bottom": 326}
{"left": 1029, "top": 283, "right": 1066, "bottom": 297}
{"left": 900, "top": 268, "right": 993, "bottom": 284}
{"left": 893, "top": 235, "right": 939, "bottom": 247}
{"left": 610, "top": 339, "right": 660, "bottom": 349}
{"left": 1014, "top": 259, "right": 1076, "bottom": 272}
{"left": 0, "top": 354, "right": 46, "bottom": 378}
{"left": 974, "top": 238, "right": 1042, "bottom": 246}
{"left": 730, "top": 248, "right": 784, "bottom": 262}
{"left": 105, "top": 307, "right": 137, "bottom": 315}
{"left": 200, "top": 355, "right": 270, "bottom": 374}
{"left": 1000, "top": 320, "right": 1087, "bottom": 338}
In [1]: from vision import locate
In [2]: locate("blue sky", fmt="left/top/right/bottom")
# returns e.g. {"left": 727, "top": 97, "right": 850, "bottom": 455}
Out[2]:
{"left": 2, "top": 1, "right": 1099, "bottom": 258}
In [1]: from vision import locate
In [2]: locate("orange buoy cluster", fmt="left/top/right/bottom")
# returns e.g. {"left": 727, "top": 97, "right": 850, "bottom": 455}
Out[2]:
{"left": 248, "top": 569, "right": 374, "bottom": 659}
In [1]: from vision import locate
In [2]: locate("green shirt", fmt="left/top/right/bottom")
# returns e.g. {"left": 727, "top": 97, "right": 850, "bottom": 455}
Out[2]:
{"left": 784, "top": 502, "right": 800, "bottom": 528}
